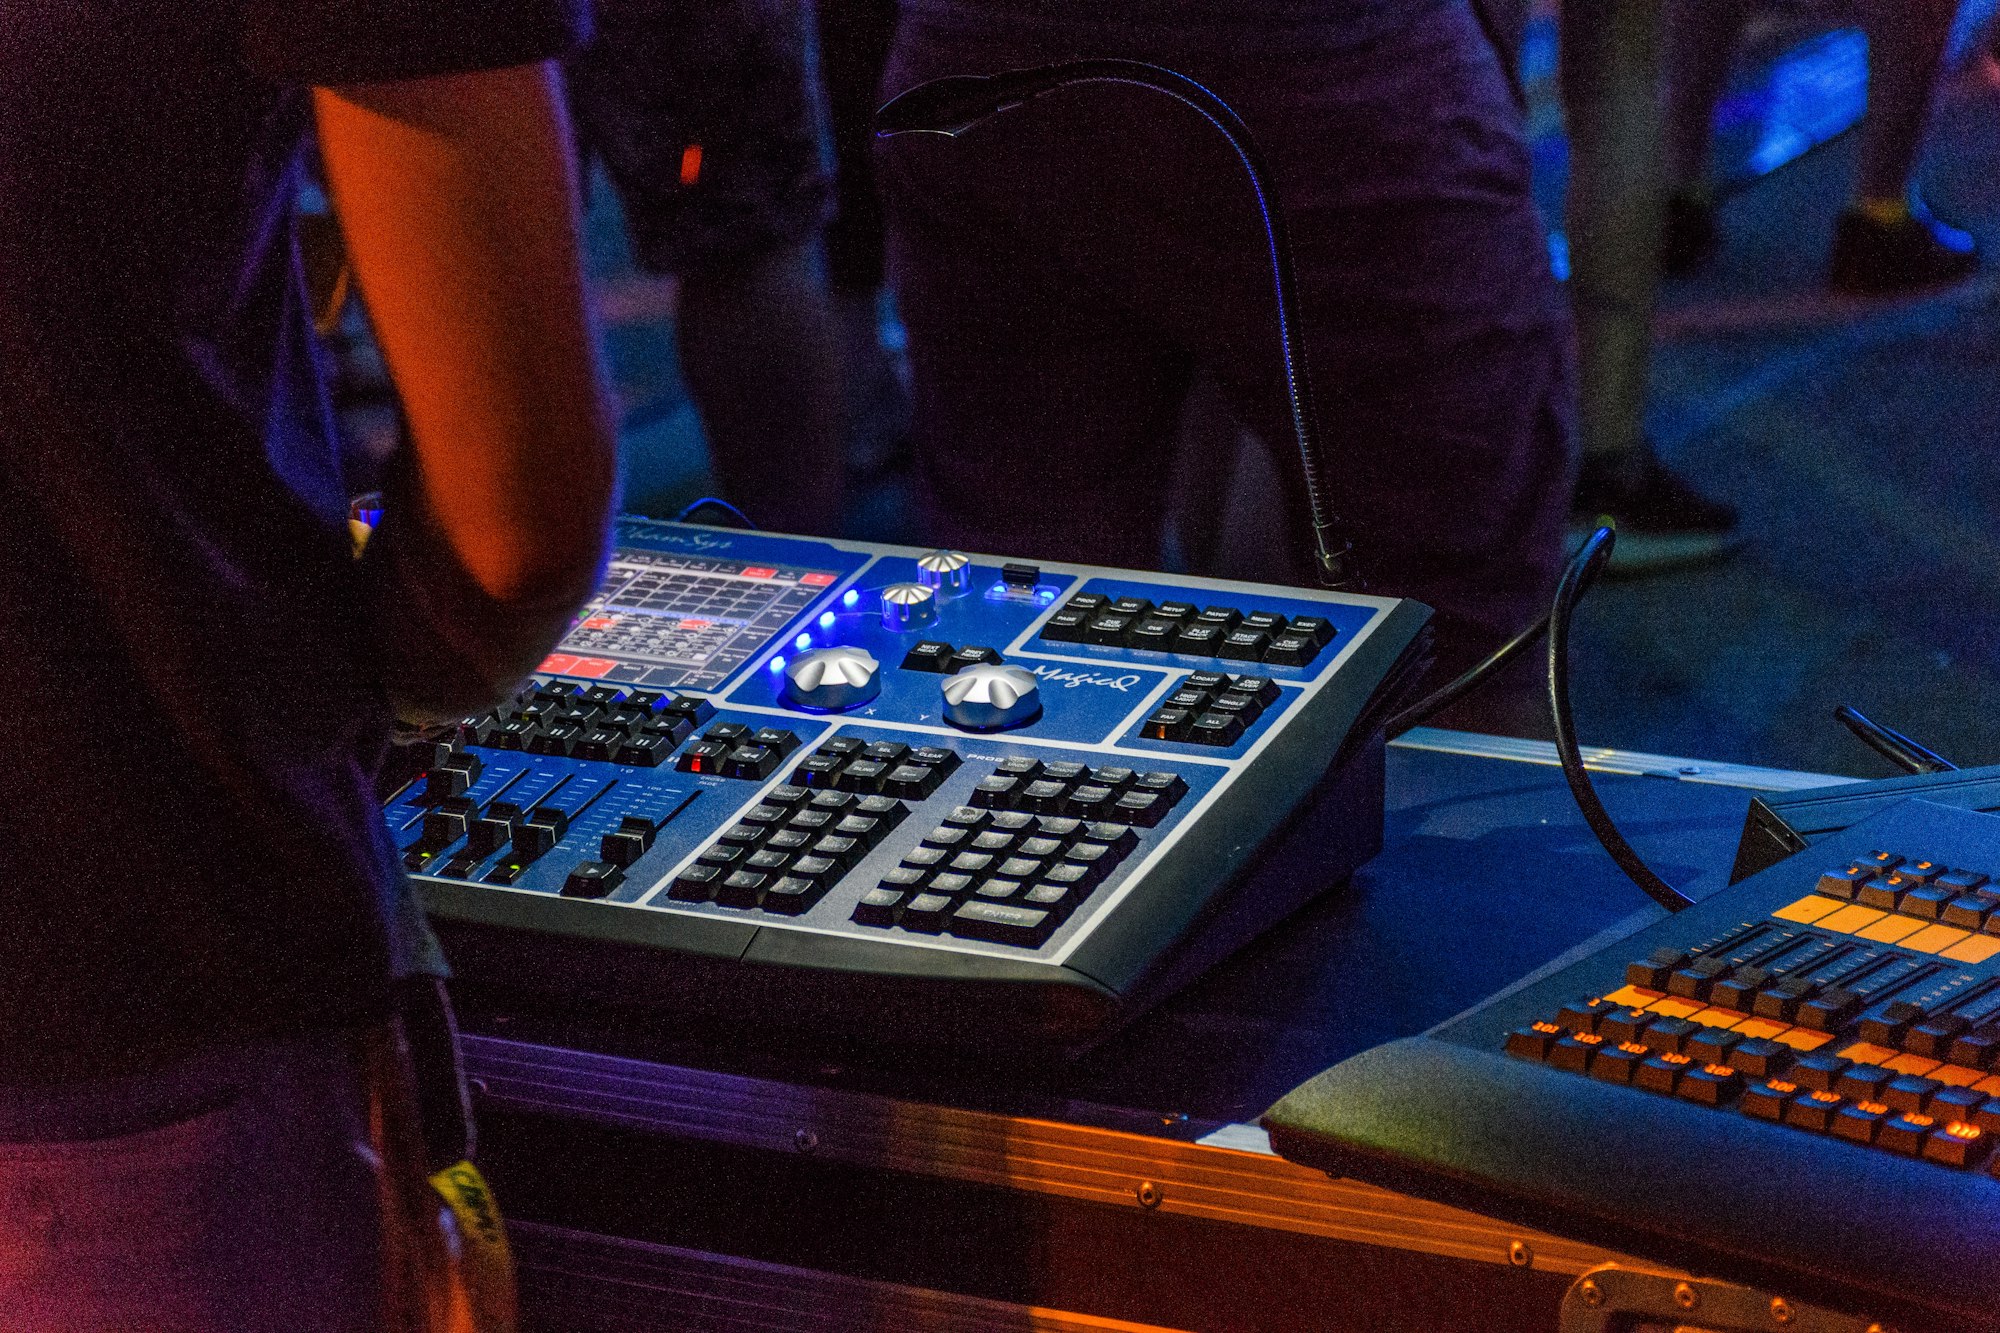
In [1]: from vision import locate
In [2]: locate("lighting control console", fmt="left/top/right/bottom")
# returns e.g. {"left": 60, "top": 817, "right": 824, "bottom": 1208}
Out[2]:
{"left": 385, "top": 519, "right": 1428, "bottom": 1051}
{"left": 1265, "top": 799, "right": 2000, "bottom": 1332}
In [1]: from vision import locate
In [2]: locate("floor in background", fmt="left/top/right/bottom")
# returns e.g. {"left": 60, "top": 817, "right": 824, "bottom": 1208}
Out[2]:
{"left": 586, "top": 18, "right": 2000, "bottom": 782}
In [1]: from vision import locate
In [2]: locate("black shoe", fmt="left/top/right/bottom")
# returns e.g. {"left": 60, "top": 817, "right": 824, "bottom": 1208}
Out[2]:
{"left": 1572, "top": 447, "right": 1742, "bottom": 574}
{"left": 1829, "top": 198, "right": 1978, "bottom": 295}
{"left": 1661, "top": 188, "right": 1720, "bottom": 276}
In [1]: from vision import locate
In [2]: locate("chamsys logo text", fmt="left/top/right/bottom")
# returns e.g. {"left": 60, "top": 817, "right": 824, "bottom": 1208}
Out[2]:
{"left": 1029, "top": 664, "right": 1146, "bottom": 692}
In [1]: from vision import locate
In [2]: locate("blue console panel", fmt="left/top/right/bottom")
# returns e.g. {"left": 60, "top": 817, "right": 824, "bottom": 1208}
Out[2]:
{"left": 388, "top": 519, "right": 1430, "bottom": 1050}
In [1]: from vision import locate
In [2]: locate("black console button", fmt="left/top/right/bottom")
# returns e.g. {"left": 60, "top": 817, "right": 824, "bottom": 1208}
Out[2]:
{"left": 561, "top": 861, "right": 624, "bottom": 899}
{"left": 1882, "top": 1075, "right": 1943, "bottom": 1114}
{"left": 948, "top": 646, "right": 1003, "bottom": 672}
{"left": 1263, "top": 634, "right": 1322, "bottom": 667}
{"left": 885, "top": 764, "right": 942, "bottom": 800}
{"left": 948, "top": 900, "right": 1056, "bottom": 947}
{"left": 1112, "top": 791, "right": 1167, "bottom": 826}
{"left": 1676, "top": 1063, "right": 1744, "bottom": 1106}
{"left": 1173, "top": 623, "right": 1226, "bottom": 655}
{"left": 902, "top": 640, "right": 957, "bottom": 671}
{"left": 1286, "top": 616, "right": 1336, "bottom": 646}
{"left": 1083, "top": 614, "right": 1135, "bottom": 646}
{"left": 1783, "top": 1089, "right": 1847, "bottom": 1132}
{"left": 1001, "top": 562, "right": 1041, "bottom": 589}
{"left": 971, "top": 775, "right": 1019, "bottom": 809}
{"left": 1240, "top": 610, "right": 1288, "bottom": 635}
{"left": 1942, "top": 894, "right": 1998, "bottom": 931}
{"left": 1741, "top": 1078, "right": 1799, "bottom": 1120}
{"left": 995, "top": 756, "right": 1042, "bottom": 779}
{"left": 1188, "top": 712, "right": 1245, "bottom": 746}
{"left": 837, "top": 759, "right": 890, "bottom": 794}
{"left": 1728, "top": 1038, "right": 1792, "bottom": 1078}
{"left": 1218, "top": 630, "right": 1270, "bottom": 662}
{"left": 1832, "top": 1101, "right": 1890, "bottom": 1145}
{"left": 1062, "top": 593, "right": 1109, "bottom": 615}
{"left": 1129, "top": 619, "right": 1179, "bottom": 650}
{"left": 760, "top": 877, "right": 820, "bottom": 915}
{"left": 1813, "top": 865, "right": 1873, "bottom": 899}
{"left": 1153, "top": 601, "right": 1197, "bottom": 622}
{"left": 677, "top": 740, "right": 730, "bottom": 775}
{"left": 1924, "top": 1120, "right": 1991, "bottom": 1168}
{"left": 910, "top": 746, "right": 961, "bottom": 770}
{"left": 1141, "top": 708, "right": 1193, "bottom": 742}
{"left": 722, "top": 745, "right": 779, "bottom": 780}
{"left": 899, "top": 893, "right": 955, "bottom": 933}
{"left": 669, "top": 864, "right": 722, "bottom": 902}
{"left": 1787, "top": 1054, "right": 1851, "bottom": 1092}
{"left": 1197, "top": 607, "right": 1242, "bottom": 630}
{"left": 1108, "top": 597, "right": 1153, "bottom": 618}
{"left": 614, "top": 734, "right": 672, "bottom": 767}
{"left": 1505, "top": 1023, "right": 1562, "bottom": 1062}
{"left": 1039, "top": 612, "right": 1088, "bottom": 643}
{"left": 851, "top": 887, "right": 904, "bottom": 926}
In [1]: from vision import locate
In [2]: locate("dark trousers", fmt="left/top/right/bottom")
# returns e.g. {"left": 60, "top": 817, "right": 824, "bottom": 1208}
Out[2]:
{"left": 877, "top": 0, "right": 1576, "bottom": 640}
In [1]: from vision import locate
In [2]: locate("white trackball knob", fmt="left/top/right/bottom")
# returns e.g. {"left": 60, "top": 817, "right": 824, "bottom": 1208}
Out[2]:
{"left": 880, "top": 581, "right": 938, "bottom": 632}
{"left": 916, "top": 549, "right": 971, "bottom": 594}
{"left": 940, "top": 663, "right": 1042, "bottom": 732}
{"left": 784, "top": 647, "right": 881, "bottom": 712}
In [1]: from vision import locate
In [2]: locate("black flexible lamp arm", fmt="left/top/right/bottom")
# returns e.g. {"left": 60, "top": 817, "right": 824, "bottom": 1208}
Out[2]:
{"left": 876, "top": 61, "right": 1358, "bottom": 590}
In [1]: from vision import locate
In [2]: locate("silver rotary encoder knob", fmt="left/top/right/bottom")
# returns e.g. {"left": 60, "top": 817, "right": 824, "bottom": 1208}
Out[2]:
{"left": 783, "top": 646, "right": 881, "bottom": 712}
{"left": 879, "top": 581, "right": 938, "bottom": 632}
{"left": 916, "top": 549, "right": 971, "bottom": 595}
{"left": 940, "top": 662, "right": 1042, "bottom": 732}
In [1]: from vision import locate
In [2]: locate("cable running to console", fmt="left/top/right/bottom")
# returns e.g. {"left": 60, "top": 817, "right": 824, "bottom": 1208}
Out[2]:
{"left": 1547, "top": 526, "right": 1695, "bottom": 914}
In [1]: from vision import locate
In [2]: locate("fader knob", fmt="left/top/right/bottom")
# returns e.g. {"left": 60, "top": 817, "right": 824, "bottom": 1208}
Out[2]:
{"left": 916, "top": 549, "right": 971, "bottom": 595}
{"left": 783, "top": 646, "right": 881, "bottom": 712}
{"left": 880, "top": 582, "right": 938, "bottom": 632}
{"left": 940, "top": 663, "right": 1042, "bottom": 732}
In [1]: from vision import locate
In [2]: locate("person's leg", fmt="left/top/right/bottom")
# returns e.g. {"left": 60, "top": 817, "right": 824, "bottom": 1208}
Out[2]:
{"left": 1660, "top": 0, "right": 1753, "bottom": 195}
{"left": 876, "top": 24, "right": 1195, "bottom": 567}
{"left": 1827, "top": 0, "right": 1977, "bottom": 292}
{"left": 570, "top": 0, "right": 848, "bottom": 533}
{"left": 677, "top": 238, "right": 847, "bottom": 534}
{"left": 0, "top": 1034, "right": 386, "bottom": 1333}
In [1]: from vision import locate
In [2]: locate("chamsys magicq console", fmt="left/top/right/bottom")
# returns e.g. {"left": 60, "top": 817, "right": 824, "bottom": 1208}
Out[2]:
{"left": 381, "top": 518, "right": 1429, "bottom": 1052}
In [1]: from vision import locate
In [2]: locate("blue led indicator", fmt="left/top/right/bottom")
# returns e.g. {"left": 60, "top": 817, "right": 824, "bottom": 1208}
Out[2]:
{"left": 1038, "top": 589, "right": 1056, "bottom": 602}
{"left": 818, "top": 611, "right": 836, "bottom": 629}
{"left": 794, "top": 633, "right": 812, "bottom": 651}
{"left": 842, "top": 590, "right": 859, "bottom": 608}
{"left": 769, "top": 655, "right": 786, "bottom": 672}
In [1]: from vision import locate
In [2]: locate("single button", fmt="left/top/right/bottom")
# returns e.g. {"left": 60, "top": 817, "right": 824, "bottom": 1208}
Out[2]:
{"left": 836, "top": 759, "right": 890, "bottom": 794}
{"left": 1683, "top": 1027, "right": 1743, "bottom": 1065}
{"left": 677, "top": 740, "right": 731, "bottom": 774}
{"left": 998, "top": 856, "right": 1046, "bottom": 881}
{"left": 949, "top": 852, "right": 995, "bottom": 876}
{"left": 1189, "top": 711, "right": 1246, "bottom": 746}
{"left": 1019, "top": 779, "right": 1071, "bottom": 813}
{"left": 1634, "top": 1052, "right": 1693, "bottom": 1095}
{"left": 1547, "top": 1034, "right": 1605, "bottom": 1073}
{"left": 1141, "top": 708, "right": 1193, "bottom": 742}
{"left": 879, "top": 866, "right": 929, "bottom": 892}
{"left": 665, "top": 696, "right": 716, "bottom": 726}
{"left": 1942, "top": 894, "right": 1997, "bottom": 930}
{"left": 1035, "top": 816, "right": 1084, "bottom": 843}
{"left": 1039, "top": 610, "right": 1089, "bottom": 643}
{"left": 1166, "top": 687, "right": 1213, "bottom": 711}
{"left": 1787, "top": 1054, "right": 1852, "bottom": 1092}
{"left": 1742, "top": 1078, "right": 1800, "bottom": 1121}
{"left": 884, "top": 764, "right": 942, "bottom": 800}
{"left": 1023, "top": 882, "right": 1083, "bottom": 915}
{"left": 901, "top": 640, "right": 958, "bottom": 671}
{"left": 1835, "top": 1065, "right": 1894, "bottom": 1102}
{"left": 669, "top": 864, "right": 722, "bottom": 902}
{"left": 1949, "top": 1027, "right": 2000, "bottom": 1070}
{"left": 1783, "top": 1089, "right": 1848, "bottom": 1132}
{"left": 947, "top": 645, "right": 1004, "bottom": 672}
{"left": 1501, "top": 1023, "right": 1559, "bottom": 1062}
{"left": 1677, "top": 1063, "right": 1744, "bottom": 1106}
{"left": 1285, "top": 616, "right": 1336, "bottom": 646}
{"left": 600, "top": 830, "right": 649, "bottom": 867}
{"left": 1815, "top": 866, "right": 1875, "bottom": 899}
{"left": 1923, "top": 1119, "right": 1991, "bottom": 1168}
{"left": 812, "top": 835, "right": 863, "bottom": 869}
{"left": 1209, "top": 691, "right": 1264, "bottom": 723}
{"left": 1113, "top": 791, "right": 1167, "bottom": 827}
{"left": 1218, "top": 629, "right": 1271, "bottom": 661}
{"left": 1240, "top": 610, "right": 1288, "bottom": 635}
{"left": 1084, "top": 822, "right": 1140, "bottom": 855}
{"left": 787, "top": 809, "right": 836, "bottom": 834}
{"left": 511, "top": 821, "right": 559, "bottom": 860}
{"left": 569, "top": 728, "right": 621, "bottom": 762}
{"left": 714, "top": 870, "right": 770, "bottom": 909}
{"left": 759, "top": 877, "right": 821, "bottom": 916}
{"left": 970, "top": 830, "right": 1017, "bottom": 854}
{"left": 1882, "top": 1075, "right": 1942, "bottom": 1114}
{"left": 1001, "top": 562, "right": 1041, "bottom": 589}
{"left": 1083, "top": 614, "right": 1135, "bottom": 646}
{"left": 1797, "top": 988, "right": 1862, "bottom": 1031}
{"left": 948, "top": 900, "right": 1056, "bottom": 947}
{"left": 851, "top": 887, "right": 905, "bottom": 926}
{"left": 899, "top": 892, "right": 955, "bottom": 933}
{"left": 1061, "top": 593, "right": 1110, "bottom": 615}
{"left": 1729, "top": 1038, "right": 1792, "bottom": 1078}
{"left": 1589, "top": 1041, "right": 1649, "bottom": 1084}
{"left": 975, "top": 879, "right": 1025, "bottom": 902}
{"left": 1153, "top": 601, "right": 1197, "bottom": 622}
{"left": 1625, "top": 948, "right": 1688, "bottom": 990}
{"left": 791, "top": 854, "right": 841, "bottom": 884}
{"left": 1832, "top": 1100, "right": 1892, "bottom": 1144}
{"left": 971, "top": 775, "right": 1020, "bottom": 809}
{"left": 1262, "top": 634, "right": 1322, "bottom": 667}
{"left": 1129, "top": 619, "right": 1180, "bottom": 651}
{"left": 1936, "top": 869, "right": 1992, "bottom": 896}
{"left": 1665, "top": 969, "right": 1715, "bottom": 1002}
{"left": 833, "top": 815, "right": 887, "bottom": 845}
{"left": 1930, "top": 1086, "right": 1987, "bottom": 1123}
{"left": 1903, "top": 1015, "right": 1970, "bottom": 1058}
{"left": 943, "top": 805, "right": 989, "bottom": 829}
{"left": 1860, "top": 850, "right": 1904, "bottom": 872}
{"left": 1062, "top": 843, "right": 1117, "bottom": 884}
{"left": 909, "top": 746, "right": 961, "bottom": 771}
{"left": 722, "top": 744, "right": 778, "bottom": 780}
{"left": 902, "top": 846, "right": 949, "bottom": 870}
{"left": 1596, "top": 1007, "right": 1654, "bottom": 1044}
{"left": 1640, "top": 1017, "right": 1696, "bottom": 1054}
{"left": 1556, "top": 998, "right": 1614, "bottom": 1033}
{"left": 614, "top": 734, "right": 672, "bottom": 767}
{"left": 717, "top": 821, "right": 769, "bottom": 848}
{"left": 1859, "top": 1000, "right": 1927, "bottom": 1047}
{"left": 929, "top": 872, "right": 975, "bottom": 896}
{"left": 1197, "top": 606, "right": 1243, "bottom": 629}
{"left": 1859, "top": 874, "right": 1918, "bottom": 912}
{"left": 1172, "top": 623, "right": 1227, "bottom": 655}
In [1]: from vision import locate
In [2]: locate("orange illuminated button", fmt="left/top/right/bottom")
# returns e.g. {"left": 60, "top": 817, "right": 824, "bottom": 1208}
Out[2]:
{"left": 1924, "top": 1121, "right": 1992, "bottom": 1168}
{"left": 1635, "top": 1051, "right": 1693, "bottom": 1095}
{"left": 1785, "top": 1089, "right": 1847, "bottom": 1132}
{"left": 1877, "top": 1110, "right": 1937, "bottom": 1157}
{"left": 1547, "top": 1031, "right": 1606, "bottom": 1073}
{"left": 1742, "top": 1078, "right": 1800, "bottom": 1120}
{"left": 1677, "top": 1063, "right": 1744, "bottom": 1106}
{"left": 1833, "top": 1100, "right": 1892, "bottom": 1144}
{"left": 1505, "top": 1022, "right": 1563, "bottom": 1062}
{"left": 1591, "top": 1041, "right": 1652, "bottom": 1084}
